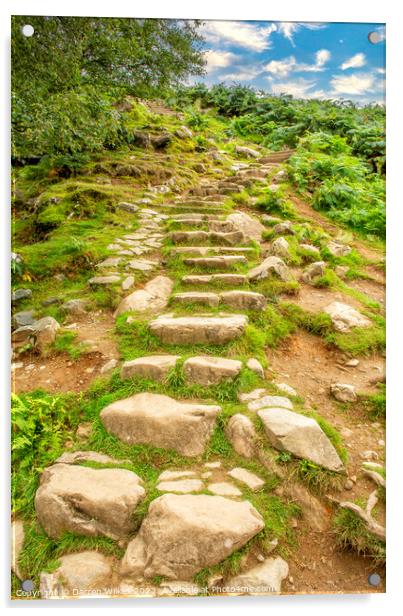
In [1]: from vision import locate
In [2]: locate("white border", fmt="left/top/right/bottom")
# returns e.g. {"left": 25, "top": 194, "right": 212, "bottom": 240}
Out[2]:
{"left": 1, "top": 1, "right": 402, "bottom": 614}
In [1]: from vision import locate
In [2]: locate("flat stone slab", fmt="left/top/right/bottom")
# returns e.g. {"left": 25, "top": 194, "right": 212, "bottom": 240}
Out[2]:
{"left": 121, "top": 355, "right": 180, "bottom": 381}
{"left": 158, "top": 470, "right": 197, "bottom": 481}
{"left": 100, "top": 393, "right": 220, "bottom": 457}
{"left": 183, "top": 256, "right": 248, "bottom": 268}
{"left": 184, "top": 356, "right": 242, "bottom": 385}
{"left": 96, "top": 257, "right": 122, "bottom": 269}
{"left": 114, "top": 275, "right": 173, "bottom": 317}
{"left": 149, "top": 314, "right": 248, "bottom": 344}
{"left": 126, "top": 259, "right": 157, "bottom": 272}
{"left": 208, "top": 482, "right": 242, "bottom": 497}
{"left": 228, "top": 468, "right": 265, "bottom": 491}
{"left": 35, "top": 464, "right": 145, "bottom": 539}
{"left": 248, "top": 395, "right": 293, "bottom": 412}
{"left": 176, "top": 247, "right": 254, "bottom": 255}
{"left": 257, "top": 407, "right": 345, "bottom": 472}
{"left": 121, "top": 494, "right": 264, "bottom": 580}
{"left": 157, "top": 479, "right": 204, "bottom": 493}
{"left": 173, "top": 292, "right": 220, "bottom": 307}
{"left": 324, "top": 301, "right": 372, "bottom": 332}
{"left": 220, "top": 290, "right": 267, "bottom": 310}
{"left": 182, "top": 274, "right": 247, "bottom": 285}
{"left": 88, "top": 274, "right": 121, "bottom": 285}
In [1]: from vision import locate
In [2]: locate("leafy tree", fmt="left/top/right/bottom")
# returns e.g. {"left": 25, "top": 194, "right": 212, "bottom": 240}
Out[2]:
{"left": 11, "top": 17, "right": 206, "bottom": 163}
{"left": 12, "top": 16, "right": 205, "bottom": 100}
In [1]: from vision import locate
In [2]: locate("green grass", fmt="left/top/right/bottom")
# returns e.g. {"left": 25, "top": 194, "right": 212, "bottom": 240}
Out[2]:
{"left": 333, "top": 507, "right": 386, "bottom": 564}
{"left": 359, "top": 383, "right": 386, "bottom": 419}
{"left": 52, "top": 330, "right": 85, "bottom": 359}
{"left": 16, "top": 522, "right": 124, "bottom": 590}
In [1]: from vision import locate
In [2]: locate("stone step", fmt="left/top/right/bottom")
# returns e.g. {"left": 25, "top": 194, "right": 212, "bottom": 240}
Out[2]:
{"left": 156, "top": 204, "right": 227, "bottom": 213}
{"left": 182, "top": 274, "right": 248, "bottom": 286}
{"left": 172, "top": 247, "right": 255, "bottom": 256}
{"left": 149, "top": 314, "right": 248, "bottom": 344}
{"left": 172, "top": 292, "right": 220, "bottom": 308}
{"left": 183, "top": 255, "right": 248, "bottom": 269}
{"left": 169, "top": 215, "right": 223, "bottom": 223}
{"left": 172, "top": 290, "right": 266, "bottom": 310}
{"left": 170, "top": 230, "right": 244, "bottom": 246}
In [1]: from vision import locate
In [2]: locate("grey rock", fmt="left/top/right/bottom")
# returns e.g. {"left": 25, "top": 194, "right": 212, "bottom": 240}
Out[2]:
{"left": 12, "top": 288, "right": 32, "bottom": 303}
{"left": 324, "top": 301, "right": 371, "bottom": 332}
{"left": 301, "top": 261, "right": 326, "bottom": 284}
{"left": 118, "top": 202, "right": 139, "bottom": 213}
{"left": 246, "top": 358, "right": 264, "bottom": 378}
{"left": 330, "top": 383, "right": 357, "bottom": 403}
{"left": 13, "top": 310, "right": 36, "bottom": 328}
{"left": 100, "top": 393, "right": 220, "bottom": 457}
{"left": 35, "top": 463, "right": 145, "bottom": 539}
{"left": 121, "top": 355, "right": 180, "bottom": 381}
{"left": 114, "top": 275, "right": 173, "bottom": 317}
{"left": 121, "top": 494, "right": 264, "bottom": 580}
{"left": 225, "top": 414, "right": 258, "bottom": 459}
{"left": 248, "top": 256, "right": 293, "bottom": 282}
{"left": 258, "top": 407, "right": 344, "bottom": 471}
{"left": 61, "top": 299, "right": 88, "bottom": 316}
{"left": 226, "top": 557, "right": 288, "bottom": 594}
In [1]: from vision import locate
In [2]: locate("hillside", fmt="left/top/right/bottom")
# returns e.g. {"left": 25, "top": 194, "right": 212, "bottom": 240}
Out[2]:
{"left": 11, "top": 94, "right": 385, "bottom": 598}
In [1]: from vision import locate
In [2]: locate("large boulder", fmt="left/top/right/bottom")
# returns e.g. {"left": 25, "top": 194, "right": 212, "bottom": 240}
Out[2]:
{"left": 258, "top": 407, "right": 344, "bottom": 472}
{"left": 35, "top": 464, "right": 145, "bottom": 539}
{"left": 39, "top": 551, "right": 114, "bottom": 599}
{"left": 100, "top": 393, "right": 220, "bottom": 457}
{"left": 225, "top": 414, "right": 258, "bottom": 459}
{"left": 114, "top": 276, "right": 173, "bottom": 317}
{"left": 120, "top": 494, "right": 264, "bottom": 580}
{"left": 225, "top": 557, "right": 288, "bottom": 594}
{"left": 248, "top": 256, "right": 293, "bottom": 282}
{"left": 324, "top": 301, "right": 371, "bottom": 332}
{"left": 226, "top": 211, "right": 265, "bottom": 242}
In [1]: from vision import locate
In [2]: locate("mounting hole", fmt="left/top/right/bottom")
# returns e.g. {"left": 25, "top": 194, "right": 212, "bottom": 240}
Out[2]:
{"left": 21, "top": 24, "right": 34, "bottom": 37}
{"left": 368, "top": 572, "right": 381, "bottom": 586}
{"left": 368, "top": 31, "right": 381, "bottom": 44}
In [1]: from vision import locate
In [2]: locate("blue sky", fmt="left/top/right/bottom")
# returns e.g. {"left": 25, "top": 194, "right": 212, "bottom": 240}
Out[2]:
{"left": 195, "top": 21, "right": 385, "bottom": 103}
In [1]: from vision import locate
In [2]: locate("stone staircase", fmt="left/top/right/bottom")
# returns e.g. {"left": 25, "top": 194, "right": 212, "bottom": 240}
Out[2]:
{"left": 14, "top": 139, "right": 376, "bottom": 600}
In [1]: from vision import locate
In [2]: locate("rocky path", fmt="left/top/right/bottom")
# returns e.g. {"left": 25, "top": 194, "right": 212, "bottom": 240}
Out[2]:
{"left": 12, "top": 123, "right": 385, "bottom": 599}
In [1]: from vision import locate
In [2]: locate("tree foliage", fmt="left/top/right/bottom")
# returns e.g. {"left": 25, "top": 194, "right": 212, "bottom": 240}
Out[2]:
{"left": 11, "top": 16, "right": 205, "bottom": 162}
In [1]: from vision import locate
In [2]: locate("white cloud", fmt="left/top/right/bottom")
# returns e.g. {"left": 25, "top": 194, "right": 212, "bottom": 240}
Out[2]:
{"left": 201, "top": 21, "right": 276, "bottom": 52}
{"left": 264, "top": 56, "right": 297, "bottom": 77}
{"left": 221, "top": 67, "right": 261, "bottom": 81}
{"left": 316, "top": 49, "right": 331, "bottom": 66}
{"left": 340, "top": 53, "right": 366, "bottom": 70}
{"left": 276, "top": 22, "right": 326, "bottom": 46}
{"left": 264, "top": 49, "right": 331, "bottom": 77}
{"left": 269, "top": 77, "right": 317, "bottom": 98}
{"left": 377, "top": 67, "right": 386, "bottom": 75}
{"left": 204, "top": 50, "right": 238, "bottom": 72}
{"left": 330, "top": 72, "right": 374, "bottom": 95}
